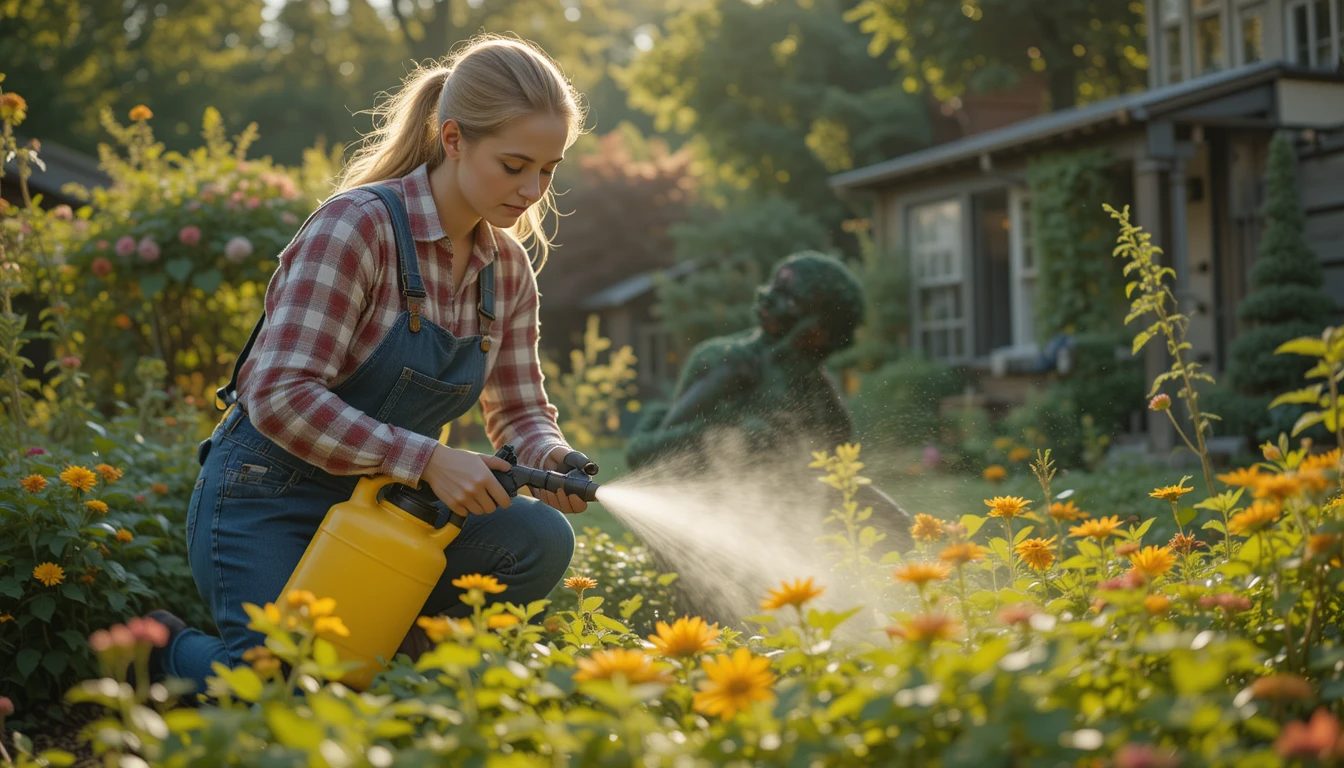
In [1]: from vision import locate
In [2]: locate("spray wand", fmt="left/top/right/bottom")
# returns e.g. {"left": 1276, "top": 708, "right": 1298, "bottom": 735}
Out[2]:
{"left": 382, "top": 444, "right": 601, "bottom": 525}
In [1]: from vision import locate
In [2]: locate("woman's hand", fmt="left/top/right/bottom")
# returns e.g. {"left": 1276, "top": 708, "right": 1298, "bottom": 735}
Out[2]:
{"left": 421, "top": 444, "right": 513, "bottom": 516}
{"left": 535, "top": 445, "right": 588, "bottom": 515}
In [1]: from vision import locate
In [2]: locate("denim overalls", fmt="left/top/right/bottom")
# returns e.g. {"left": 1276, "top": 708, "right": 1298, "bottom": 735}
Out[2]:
{"left": 165, "top": 185, "right": 575, "bottom": 692}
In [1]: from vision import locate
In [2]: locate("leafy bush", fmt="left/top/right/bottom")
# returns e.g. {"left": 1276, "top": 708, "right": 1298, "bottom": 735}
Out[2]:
{"left": 1059, "top": 330, "right": 1143, "bottom": 436}
{"left": 848, "top": 355, "right": 964, "bottom": 445}
{"left": 540, "top": 314, "right": 641, "bottom": 450}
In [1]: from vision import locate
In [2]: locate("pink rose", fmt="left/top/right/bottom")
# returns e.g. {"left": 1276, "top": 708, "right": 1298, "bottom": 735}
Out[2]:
{"left": 225, "top": 236, "right": 253, "bottom": 263}
{"left": 137, "top": 237, "right": 160, "bottom": 262}
{"left": 115, "top": 236, "right": 136, "bottom": 258}
{"left": 178, "top": 225, "right": 201, "bottom": 245}
{"left": 91, "top": 257, "right": 112, "bottom": 277}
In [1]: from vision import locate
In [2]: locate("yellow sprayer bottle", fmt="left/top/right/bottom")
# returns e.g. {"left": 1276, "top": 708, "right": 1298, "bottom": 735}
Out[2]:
{"left": 279, "top": 474, "right": 464, "bottom": 690}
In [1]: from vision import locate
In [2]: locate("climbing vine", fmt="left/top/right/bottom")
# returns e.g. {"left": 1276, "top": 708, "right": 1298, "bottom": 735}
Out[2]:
{"left": 1026, "top": 149, "right": 1124, "bottom": 342}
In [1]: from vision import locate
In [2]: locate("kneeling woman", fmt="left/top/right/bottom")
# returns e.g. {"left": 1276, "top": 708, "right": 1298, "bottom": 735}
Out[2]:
{"left": 153, "top": 37, "right": 588, "bottom": 692}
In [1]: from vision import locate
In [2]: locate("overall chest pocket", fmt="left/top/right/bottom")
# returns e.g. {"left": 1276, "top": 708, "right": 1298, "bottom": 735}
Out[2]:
{"left": 376, "top": 366, "right": 475, "bottom": 436}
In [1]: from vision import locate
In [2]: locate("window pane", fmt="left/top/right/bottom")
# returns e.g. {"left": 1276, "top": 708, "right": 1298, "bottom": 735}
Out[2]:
{"left": 1315, "top": 0, "right": 1332, "bottom": 63}
{"left": 1241, "top": 6, "right": 1264, "bottom": 63}
{"left": 1197, "top": 14, "right": 1224, "bottom": 72}
{"left": 1338, "top": 0, "right": 1344, "bottom": 66}
{"left": 1293, "top": 3, "right": 1313, "bottom": 64}
{"left": 1165, "top": 26, "right": 1184, "bottom": 83}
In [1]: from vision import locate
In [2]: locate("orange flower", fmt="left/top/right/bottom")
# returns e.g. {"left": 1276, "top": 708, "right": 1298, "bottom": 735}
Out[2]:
{"left": 242, "top": 646, "right": 281, "bottom": 676}
{"left": 983, "top": 465, "right": 1007, "bottom": 483}
{"left": 692, "top": 649, "right": 776, "bottom": 720}
{"left": 1070, "top": 515, "right": 1123, "bottom": 541}
{"left": 1128, "top": 546, "right": 1176, "bottom": 579}
{"left": 1252, "top": 473, "right": 1303, "bottom": 502}
{"left": 115, "top": 314, "right": 134, "bottom": 330}
{"left": 1144, "top": 594, "right": 1172, "bottom": 615}
{"left": 486, "top": 614, "right": 521, "bottom": 630}
{"left": 60, "top": 466, "right": 98, "bottom": 492}
{"left": 1251, "top": 674, "right": 1314, "bottom": 701}
{"left": 1168, "top": 532, "right": 1206, "bottom": 554}
{"left": 114, "top": 529, "right": 134, "bottom": 543}
{"left": 1307, "top": 533, "right": 1342, "bottom": 562}
{"left": 20, "top": 474, "right": 47, "bottom": 493}
{"left": 94, "top": 464, "right": 122, "bottom": 484}
{"left": 910, "top": 513, "right": 945, "bottom": 542}
{"left": 1217, "top": 467, "right": 1264, "bottom": 488}
{"left": 760, "top": 577, "right": 824, "bottom": 611}
{"left": 1301, "top": 449, "right": 1342, "bottom": 473}
{"left": 1008, "top": 447, "right": 1031, "bottom": 463}
{"left": 452, "top": 573, "right": 507, "bottom": 594}
{"left": 0, "top": 92, "right": 27, "bottom": 123}
{"left": 647, "top": 616, "right": 720, "bottom": 658}
{"left": 893, "top": 561, "right": 951, "bottom": 586}
{"left": 1149, "top": 482, "right": 1193, "bottom": 503}
{"left": 417, "top": 615, "right": 475, "bottom": 641}
{"left": 1228, "top": 501, "right": 1281, "bottom": 536}
{"left": 84, "top": 500, "right": 109, "bottom": 515}
{"left": 574, "top": 648, "right": 671, "bottom": 684}
{"left": 129, "top": 105, "right": 153, "bottom": 122}
{"left": 885, "top": 613, "right": 961, "bottom": 644}
{"left": 150, "top": 483, "right": 169, "bottom": 495}
{"left": 32, "top": 562, "right": 64, "bottom": 587}
{"left": 1115, "top": 542, "right": 1141, "bottom": 557}
{"left": 1276, "top": 709, "right": 1342, "bottom": 761}
{"left": 1048, "top": 500, "right": 1088, "bottom": 522}
{"left": 985, "top": 496, "right": 1030, "bottom": 520}
{"left": 1015, "top": 537, "right": 1056, "bottom": 570}
{"left": 564, "top": 576, "right": 597, "bottom": 592}
{"left": 939, "top": 542, "right": 987, "bottom": 566}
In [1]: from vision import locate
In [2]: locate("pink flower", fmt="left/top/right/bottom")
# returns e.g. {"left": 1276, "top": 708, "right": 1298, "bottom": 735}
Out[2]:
{"left": 128, "top": 616, "right": 169, "bottom": 648}
{"left": 91, "top": 257, "right": 112, "bottom": 277}
{"left": 51, "top": 204, "right": 73, "bottom": 221}
{"left": 1149, "top": 394, "right": 1171, "bottom": 412}
{"left": 225, "top": 236, "right": 253, "bottom": 263}
{"left": 178, "top": 225, "right": 201, "bottom": 245}
{"left": 95, "top": 239, "right": 109, "bottom": 251}
{"left": 108, "top": 624, "right": 135, "bottom": 648}
{"left": 72, "top": 220, "right": 89, "bottom": 235}
{"left": 1098, "top": 571, "right": 1146, "bottom": 592}
{"left": 1114, "top": 743, "right": 1181, "bottom": 768}
{"left": 137, "top": 237, "right": 160, "bottom": 262}
{"left": 922, "top": 445, "right": 942, "bottom": 470}
{"left": 281, "top": 211, "right": 299, "bottom": 226}
{"left": 0, "top": 696, "right": 12, "bottom": 717}
{"left": 60, "top": 355, "right": 80, "bottom": 369}
{"left": 246, "top": 196, "right": 261, "bottom": 210}
{"left": 115, "top": 235, "right": 137, "bottom": 258}
{"left": 136, "top": 494, "right": 147, "bottom": 503}
{"left": 1276, "top": 709, "right": 1342, "bottom": 761}
{"left": 25, "top": 446, "right": 45, "bottom": 456}
{"left": 88, "top": 629, "right": 113, "bottom": 653}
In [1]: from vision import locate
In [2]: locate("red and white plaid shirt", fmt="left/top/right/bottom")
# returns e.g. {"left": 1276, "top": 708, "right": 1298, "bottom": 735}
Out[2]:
{"left": 237, "top": 163, "right": 568, "bottom": 486}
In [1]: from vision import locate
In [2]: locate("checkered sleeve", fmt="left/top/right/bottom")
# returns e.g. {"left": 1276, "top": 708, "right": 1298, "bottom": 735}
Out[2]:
{"left": 479, "top": 241, "right": 570, "bottom": 469}
{"left": 241, "top": 194, "right": 440, "bottom": 485}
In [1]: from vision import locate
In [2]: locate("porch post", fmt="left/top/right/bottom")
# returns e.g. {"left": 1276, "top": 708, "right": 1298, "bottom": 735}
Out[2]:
{"left": 1133, "top": 157, "right": 1177, "bottom": 454}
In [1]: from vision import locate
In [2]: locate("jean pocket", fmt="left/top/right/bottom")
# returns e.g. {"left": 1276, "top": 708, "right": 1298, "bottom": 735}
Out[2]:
{"left": 221, "top": 442, "right": 302, "bottom": 500}
{"left": 375, "top": 366, "right": 474, "bottom": 431}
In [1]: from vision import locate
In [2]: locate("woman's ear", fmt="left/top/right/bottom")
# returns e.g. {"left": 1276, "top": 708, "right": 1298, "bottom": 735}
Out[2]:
{"left": 440, "top": 119, "right": 462, "bottom": 160}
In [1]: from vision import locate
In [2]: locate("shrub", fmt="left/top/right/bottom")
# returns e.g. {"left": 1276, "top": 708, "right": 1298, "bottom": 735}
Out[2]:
{"left": 848, "top": 355, "right": 964, "bottom": 446}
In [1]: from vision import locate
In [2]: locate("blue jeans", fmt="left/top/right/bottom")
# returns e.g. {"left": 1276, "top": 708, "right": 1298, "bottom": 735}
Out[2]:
{"left": 166, "top": 425, "right": 576, "bottom": 692}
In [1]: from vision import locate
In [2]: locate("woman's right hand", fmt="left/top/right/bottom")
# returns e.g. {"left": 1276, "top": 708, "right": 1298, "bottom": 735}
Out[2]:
{"left": 420, "top": 444, "right": 513, "bottom": 516}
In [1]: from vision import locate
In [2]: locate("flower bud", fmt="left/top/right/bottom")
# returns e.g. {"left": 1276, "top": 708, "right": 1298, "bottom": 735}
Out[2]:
{"left": 1149, "top": 394, "right": 1171, "bottom": 411}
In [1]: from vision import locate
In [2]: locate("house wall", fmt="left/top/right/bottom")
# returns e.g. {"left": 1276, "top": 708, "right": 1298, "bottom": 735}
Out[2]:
{"left": 1300, "top": 138, "right": 1344, "bottom": 311}
{"left": 1186, "top": 141, "right": 1221, "bottom": 371}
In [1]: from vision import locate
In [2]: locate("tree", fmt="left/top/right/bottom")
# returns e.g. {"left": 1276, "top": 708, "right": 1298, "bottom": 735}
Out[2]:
{"left": 1226, "top": 132, "right": 1337, "bottom": 438}
{"left": 845, "top": 0, "right": 1147, "bottom": 111}
{"left": 618, "top": 0, "right": 929, "bottom": 236}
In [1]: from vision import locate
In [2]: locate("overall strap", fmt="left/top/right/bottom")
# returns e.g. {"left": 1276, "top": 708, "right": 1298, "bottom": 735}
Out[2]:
{"left": 477, "top": 256, "right": 496, "bottom": 352}
{"left": 215, "top": 184, "right": 421, "bottom": 410}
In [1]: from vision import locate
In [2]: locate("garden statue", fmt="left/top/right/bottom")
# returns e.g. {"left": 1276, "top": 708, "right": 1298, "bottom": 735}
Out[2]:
{"left": 627, "top": 251, "right": 913, "bottom": 551}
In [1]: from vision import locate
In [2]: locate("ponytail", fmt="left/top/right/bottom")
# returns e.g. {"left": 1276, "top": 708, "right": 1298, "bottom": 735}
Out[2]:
{"left": 336, "top": 66, "right": 450, "bottom": 193}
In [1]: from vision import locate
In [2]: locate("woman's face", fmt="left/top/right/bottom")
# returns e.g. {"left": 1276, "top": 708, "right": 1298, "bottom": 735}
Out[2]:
{"left": 449, "top": 112, "right": 568, "bottom": 229}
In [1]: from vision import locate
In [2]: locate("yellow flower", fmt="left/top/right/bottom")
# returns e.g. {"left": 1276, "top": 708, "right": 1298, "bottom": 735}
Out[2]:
{"left": 983, "top": 465, "right": 1007, "bottom": 483}
{"left": 1217, "top": 467, "right": 1264, "bottom": 488}
{"left": 574, "top": 648, "right": 671, "bottom": 684}
{"left": 885, "top": 613, "right": 961, "bottom": 644}
{"left": 1048, "top": 500, "right": 1089, "bottom": 522}
{"left": 1144, "top": 594, "right": 1172, "bottom": 615}
{"left": 452, "top": 573, "right": 507, "bottom": 594}
{"left": 1008, "top": 447, "right": 1031, "bottom": 463}
{"left": 993, "top": 436, "right": 1014, "bottom": 452}
{"left": 564, "top": 575, "right": 597, "bottom": 591}
{"left": 939, "top": 542, "right": 988, "bottom": 566}
{"left": 242, "top": 646, "right": 281, "bottom": 676}
{"left": 129, "top": 105, "right": 153, "bottom": 121}
{"left": 1070, "top": 515, "right": 1123, "bottom": 540}
{"left": 314, "top": 616, "right": 349, "bottom": 638}
{"left": 1015, "top": 537, "right": 1057, "bottom": 571}
{"left": 985, "top": 495, "right": 1031, "bottom": 520}
{"left": 893, "top": 561, "right": 952, "bottom": 586}
{"left": 1252, "top": 473, "right": 1303, "bottom": 502}
{"left": 692, "top": 648, "right": 777, "bottom": 720}
{"left": 1149, "top": 482, "right": 1193, "bottom": 503}
{"left": 286, "top": 590, "right": 316, "bottom": 609}
{"left": 1307, "top": 533, "right": 1342, "bottom": 562}
{"left": 0, "top": 614, "right": 13, "bottom": 623}
{"left": 32, "top": 562, "right": 64, "bottom": 587}
{"left": 760, "top": 577, "right": 824, "bottom": 611}
{"left": 1128, "top": 545, "right": 1176, "bottom": 579}
{"left": 910, "top": 513, "right": 945, "bottom": 542}
{"left": 94, "top": 464, "right": 123, "bottom": 484}
{"left": 417, "top": 615, "right": 475, "bottom": 642}
{"left": 1301, "top": 449, "right": 1342, "bottom": 473}
{"left": 487, "top": 614, "right": 521, "bottom": 630}
{"left": 306, "top": 597, "right": 337, "bottom": 618}
{"left": 20, "top": 475, "right": 47, "bottom": 493}
{"left": 59, "top": 466, "right": 97, "bottom": 492}
{"left": 114, "top": 529, "right": 134, "bottom": 543}
{"left": 84, "top": 500, "right": 109, "bottom": 515}
{"left": 1228, "top": 501, "right": 1282, "bottom": 536}
{"left": 648, "top": 616, "right": 720, "bottom": 658}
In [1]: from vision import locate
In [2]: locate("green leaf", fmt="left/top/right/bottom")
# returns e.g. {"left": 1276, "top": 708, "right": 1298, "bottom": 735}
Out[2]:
{"left": 107, "top": 591, "right": 127, "bottom": 612}
{"left": 213, "top": 664, "right": 264, "bottom": 702}
{"left": 582, "top": 596, "right": 604, "bottom": 612}
{"left": 138, "top": 273, "right": 168, "bottom": 298}
{"left": 619, "top": 595, "right": 643, "bottom": 621}
{"left": 1013, "top": 525, "right": 1035, "bottom": 545}
{"left": 266, "top": 704, "right": 325, "bottom": 749}
{"left": 1176, "top": 507, "right": 1198, "bottom": 528}
{"left": 190, "top": 268, "right": 223, "bottom": 295}
{"left": 37, "top": 750, "right": 75, "bottom": 767}
{"left": 30, "top": 594, "right": 55, "bottom": 622}
{"left": 42, "top": 650, "right": 69, "bottom": 676}
{"left": 1275, "top": 337, "right": 1327, "bottom": 358}
{"left": 164, "top": 257, "right": 194, "bottom": 284}
{"left": 16, "top": 648, "right": 40, "bottom": 678}
{"left": 1269, "top": 385, "right": 1324, "bottom": 409}
{"left": 1293, "top": 410, "right": 1328, "bottom": 436}
{"left": 591, "top": 613, "right": 629, "bottom": 634}
{"left": 960, "top": 514, "right": 986, "bottom": 538}
{"left": 1202, "top": 520, "right": 1227, "bottom": 535}
{"left": 1171, "top": 651, "right": 1225, "bottom": 694}
{"left": 655, "top": 573, "right": 678, "bottom": 586}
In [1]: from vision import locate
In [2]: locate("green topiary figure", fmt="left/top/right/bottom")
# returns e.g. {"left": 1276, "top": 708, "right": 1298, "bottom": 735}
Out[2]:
{"left": 1227, "top": 132, "right": 1336, "bottom": 439}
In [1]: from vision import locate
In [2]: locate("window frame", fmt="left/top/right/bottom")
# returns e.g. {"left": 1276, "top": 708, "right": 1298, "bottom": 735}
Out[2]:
{"left": 907, "top": 197, "right": 971, "bottom": 363}
{"left": 1194, "top": 0, "right": 1228, "bottom": 74}
{"left": 1286, "top": 0, "right": 1342, "bottom": 66}
{"left": 1236, "top": 2, "right": 1266, "bottom": 65}
{"left": 1008, "top": 188, "right": 1038, "bottom": 352}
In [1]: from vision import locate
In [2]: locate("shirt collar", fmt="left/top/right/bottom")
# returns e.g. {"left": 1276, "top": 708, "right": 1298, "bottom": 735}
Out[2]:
{"left": 405, "top": 164, "right": 500, "bottom": 267}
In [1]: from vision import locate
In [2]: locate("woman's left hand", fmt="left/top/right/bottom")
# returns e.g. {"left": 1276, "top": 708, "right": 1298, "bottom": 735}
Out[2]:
{"left": 536, "top": 445, "right": 588, "bottom": 514}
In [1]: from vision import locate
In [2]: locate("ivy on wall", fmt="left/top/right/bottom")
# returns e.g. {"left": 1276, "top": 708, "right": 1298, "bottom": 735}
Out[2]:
{"left": 1026, "top": 149, "right": 1124, "bottom": 342}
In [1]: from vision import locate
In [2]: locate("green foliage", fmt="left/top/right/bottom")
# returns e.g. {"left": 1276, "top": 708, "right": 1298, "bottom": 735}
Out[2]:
{"left": 618, "top": 0, "right": 929, "bottom": 233}
{"left": 64, "top": 107, "right": 334, "bottom": 407}
{"left": 848, "top": 356, "right": 963, "bottom": 445}
{"left": 541, "top": 315, "right": 641, "bottom": 450}
{"left": 1058, "top": 330, "right": 1144, "bottom": 436}
{"left": 547, "top": 527, "right": 681, "bottom": 635}
{"left": 845, "top": 0, "right": 1147, "bottom": 110}
{"left": 1002, "top": 386, "right": 1086, "bottom": 468}
{"left": 830, "top": 230, "right": 910, "bottom": 371}
{"left": 655, "top": 196, "right": 830, "bottom": 346}
{"left": 1227, "top": 133, "right": 1335, "bottom": 443}
{"left": 1269, "top": 327, "right": 1344, "bottom": 447}
{"left": 1028, "top": 149, "right": 1123, "bottom": 341}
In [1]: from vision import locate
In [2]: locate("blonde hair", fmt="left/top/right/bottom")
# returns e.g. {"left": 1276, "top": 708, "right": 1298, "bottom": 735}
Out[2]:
{"left": 337, "top": 35, "right": 586, "bottom": 270}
